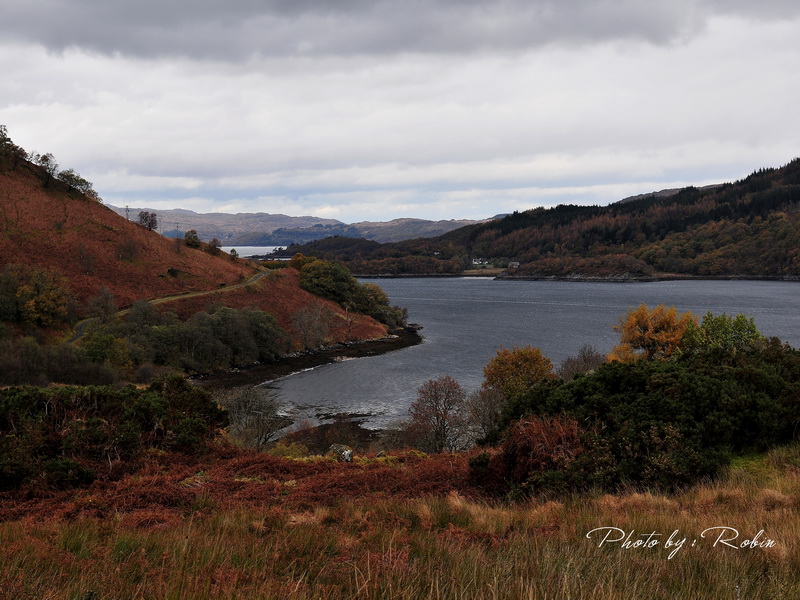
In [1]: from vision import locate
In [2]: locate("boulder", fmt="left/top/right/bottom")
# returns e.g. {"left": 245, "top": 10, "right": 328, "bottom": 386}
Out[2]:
{"left": 328, "top": 443, "right": 353, "bottom": 462}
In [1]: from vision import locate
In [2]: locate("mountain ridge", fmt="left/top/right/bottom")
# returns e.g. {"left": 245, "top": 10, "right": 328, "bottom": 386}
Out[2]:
{"left": 108, "top": 205, "right": 483, "bottom": 245}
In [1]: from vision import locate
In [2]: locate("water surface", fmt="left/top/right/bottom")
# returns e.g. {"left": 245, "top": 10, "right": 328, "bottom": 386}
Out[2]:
{"left": 268, "top": 278, "right": 800, "bottom": 429}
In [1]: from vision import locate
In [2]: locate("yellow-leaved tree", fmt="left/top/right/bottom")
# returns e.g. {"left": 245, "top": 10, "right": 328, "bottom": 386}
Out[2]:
{"left": 482, "top": 346, "right": 556, "bottom": 400}
{"left": 609, "top": 303, "right": 696, "bottom": 362}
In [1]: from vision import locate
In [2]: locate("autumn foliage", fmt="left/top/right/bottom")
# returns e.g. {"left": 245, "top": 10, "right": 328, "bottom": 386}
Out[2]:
{"left": 497, "top": 416, "right": 584, "bottom": 487}
{"left": 287, "top": 159, "right": 800, "bottom": 279}
{"left": 609, "top": 303, "right": 696, "bottom": 361}
{"left": 482, "top": 346, "right": 556, "bottom": 399}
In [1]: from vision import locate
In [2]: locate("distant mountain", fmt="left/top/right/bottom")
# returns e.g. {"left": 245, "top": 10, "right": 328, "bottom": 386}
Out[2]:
{"left": 107, "top": 206, "right": 341, "bottom": 243}
{"left": 284, "top": 160, "right": 800, "bottom": 279}
{"left": 108, "top": 206, "right": 483, "bottom": 245}
{"left": 350, "top": 218, "right": 483, "bottom": 243}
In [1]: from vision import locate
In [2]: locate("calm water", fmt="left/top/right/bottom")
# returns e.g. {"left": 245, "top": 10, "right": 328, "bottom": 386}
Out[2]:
{"left": 267, "top": 278, "right": 800, "bottom": 429}
{"left": 221, "top": 246, "right": 283, "bottom": 257}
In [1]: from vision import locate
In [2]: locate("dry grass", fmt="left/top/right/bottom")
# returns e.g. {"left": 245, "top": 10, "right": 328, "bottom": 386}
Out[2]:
{"left": 1, "top": 445, "right": 799, "bottom": 599}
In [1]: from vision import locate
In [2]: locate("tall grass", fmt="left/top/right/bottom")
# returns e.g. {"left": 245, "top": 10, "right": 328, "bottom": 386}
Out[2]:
{"left": 2, "top": 445, "right": 799, "bottom": 599}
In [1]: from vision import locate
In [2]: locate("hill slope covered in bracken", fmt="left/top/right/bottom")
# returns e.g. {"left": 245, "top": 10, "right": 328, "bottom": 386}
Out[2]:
{"left": 0, "top": 156, "right": 257, "bottom": 310}
{"left": 0, "top": 129, "right": 389, "bottom": 347}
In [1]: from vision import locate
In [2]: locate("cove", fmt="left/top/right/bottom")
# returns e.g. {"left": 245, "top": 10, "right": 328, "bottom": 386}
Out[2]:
{"left": 267, "top": 278, "right": 800, "bottom": 430}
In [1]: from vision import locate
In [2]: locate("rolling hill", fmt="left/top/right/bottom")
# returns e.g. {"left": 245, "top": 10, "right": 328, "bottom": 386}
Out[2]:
{"left": 0, "top": 140, "right": 388, "bottom": 345}
{"left": 284, "top": 159, "right": 800, "bottom": 279}
{"left": 0, "top": 158, "right": 257, "bottom": 310}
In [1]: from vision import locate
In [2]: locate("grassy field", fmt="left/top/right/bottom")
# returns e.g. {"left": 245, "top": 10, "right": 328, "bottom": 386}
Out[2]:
{"left": 2, "top": 445, "right": 799, "bottom": 600}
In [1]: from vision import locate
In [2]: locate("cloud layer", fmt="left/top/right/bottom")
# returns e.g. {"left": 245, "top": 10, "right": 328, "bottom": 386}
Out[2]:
{"left": 1, "top": 0, "right": 798, "bottom": 221}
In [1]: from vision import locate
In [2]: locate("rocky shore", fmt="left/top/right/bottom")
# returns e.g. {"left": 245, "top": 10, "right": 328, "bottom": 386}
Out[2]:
{"left": 196, "top": 326, "right": 423, "bottom": 390}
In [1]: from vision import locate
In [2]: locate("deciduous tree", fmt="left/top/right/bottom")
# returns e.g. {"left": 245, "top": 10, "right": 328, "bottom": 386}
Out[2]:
{"left": 557, "top": 344, "right": 606, "bottom": 380}
{"left": 482, "top": 346, "right": 556, "bottom": 400}
{"left": 138, "top": 211, "right": 158, "bottom": 231}
{"left": 14, "top": 269, "right": 70, "bottom": 328}
{"left": 680, "top": 312, "right": 763, "bottom": 357}
{"left": 406, "top": 375, "right": 467, "bottom": 453}
{"left": 609, "top": 304, "right": 696, "bottom": 362}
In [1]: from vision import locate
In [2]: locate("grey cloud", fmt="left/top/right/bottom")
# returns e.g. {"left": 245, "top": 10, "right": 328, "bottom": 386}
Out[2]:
{"left": 2, "top": 0, "right": 798, "bottom": 60}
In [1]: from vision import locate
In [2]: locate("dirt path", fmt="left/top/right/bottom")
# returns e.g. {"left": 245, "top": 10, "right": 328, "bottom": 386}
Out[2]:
{"left": 67, "top": 268, "right": 269, "bottom": 344}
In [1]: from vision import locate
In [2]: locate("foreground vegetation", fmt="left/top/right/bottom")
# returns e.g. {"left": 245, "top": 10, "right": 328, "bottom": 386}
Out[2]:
{"left": 1, "top": 444, "right": 798, "bottom": 599}
{"left": 2, "top": 304, "right": 798, "bottom": 597}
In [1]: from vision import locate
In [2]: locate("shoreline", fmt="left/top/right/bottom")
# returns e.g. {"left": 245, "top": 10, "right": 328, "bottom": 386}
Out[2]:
{"left": 357, "top": 272, "right": 800, "bottom": 283}
{"left": 196, "top": 326, "right": 423, "bottom": 389}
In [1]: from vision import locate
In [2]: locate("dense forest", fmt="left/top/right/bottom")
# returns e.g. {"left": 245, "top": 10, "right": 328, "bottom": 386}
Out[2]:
{"left": 280, "top": 159, "right": 800, "bottom": 278}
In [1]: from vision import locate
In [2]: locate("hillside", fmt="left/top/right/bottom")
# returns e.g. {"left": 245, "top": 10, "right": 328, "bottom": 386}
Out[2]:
{"left": 0, "top": 138, "right": 390, "bottom": 354}
{"left": 285, "top": 159, "right": 800, "bottom": 279}
{"left": 0, "top": 161, "right": 258, "bottom": 311}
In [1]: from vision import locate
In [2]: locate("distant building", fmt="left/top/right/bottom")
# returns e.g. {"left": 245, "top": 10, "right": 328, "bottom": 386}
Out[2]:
{"left": 508, "top": 261, "right": 520, "bottom": 269}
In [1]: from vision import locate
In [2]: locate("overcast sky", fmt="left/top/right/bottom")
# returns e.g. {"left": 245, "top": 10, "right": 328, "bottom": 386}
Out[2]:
{"left": 1, "top": 1, "right": 798, "bottom": 223}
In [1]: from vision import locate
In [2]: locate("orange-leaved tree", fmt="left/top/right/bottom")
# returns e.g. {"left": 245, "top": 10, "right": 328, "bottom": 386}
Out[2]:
{"left": 482, "top": 346, "right": 556, "bottom": 400}
{"left": 609, "top": 303, "right": 696, "bottom": 362}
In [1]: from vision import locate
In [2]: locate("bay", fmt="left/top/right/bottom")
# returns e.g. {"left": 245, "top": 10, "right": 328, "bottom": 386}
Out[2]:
{"left": 268, "top": 278, "right": 800, "bottom": 430}
{"left": 221, "top": 246, "right": 283, "bottom": 257}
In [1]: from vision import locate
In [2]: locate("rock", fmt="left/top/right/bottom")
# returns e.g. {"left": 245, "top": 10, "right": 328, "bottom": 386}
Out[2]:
{"left": 328, "top": 443, "right": 353, "bottom": 462}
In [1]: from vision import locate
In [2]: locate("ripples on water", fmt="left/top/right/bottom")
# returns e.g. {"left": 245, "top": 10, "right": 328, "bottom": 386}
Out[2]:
{"left": 267, "top": 278, "right": 800, "bottom": 430}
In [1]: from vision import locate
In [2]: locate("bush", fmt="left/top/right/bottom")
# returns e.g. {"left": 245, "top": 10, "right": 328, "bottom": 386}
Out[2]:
{"left": 297, "top": 257, "right": 405, "bottom": 327}
{"left": 480, "top": 322, "right": 800, "bottom": 492}
{"left": 0, "top": 374, "right": 227, "bottom": 490}
{"left": 471, "top": 416, "right": 585, "bottom": 495}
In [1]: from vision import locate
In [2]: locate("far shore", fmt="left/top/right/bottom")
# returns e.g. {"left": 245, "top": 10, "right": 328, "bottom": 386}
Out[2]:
{"left": 355, "top": 272, "right": 800, "bottom": 283}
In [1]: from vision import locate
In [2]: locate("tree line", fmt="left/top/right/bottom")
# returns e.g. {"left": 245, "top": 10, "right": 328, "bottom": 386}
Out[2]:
{"left": 282, "top": 158, "right": 800, "bottom": 278}
{"left": 0, "top": 124, "right": 101, "bottom": 201}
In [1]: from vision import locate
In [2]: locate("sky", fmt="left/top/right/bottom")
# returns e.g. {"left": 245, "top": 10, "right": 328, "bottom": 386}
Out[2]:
{"left": 1, "top": 1, "right": 799, "bottom": 224}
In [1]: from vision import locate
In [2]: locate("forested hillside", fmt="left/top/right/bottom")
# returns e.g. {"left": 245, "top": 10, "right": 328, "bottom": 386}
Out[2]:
{"left": 283, "top": 159, "right": 800, "bottom": 278}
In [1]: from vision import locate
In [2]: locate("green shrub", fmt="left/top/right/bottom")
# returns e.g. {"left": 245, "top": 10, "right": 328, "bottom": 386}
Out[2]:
{"left": 483, "top": 334, "right": 800, "bottom": 493}
{"left": 0, "top": 375, "right": 227, "bottom": 490}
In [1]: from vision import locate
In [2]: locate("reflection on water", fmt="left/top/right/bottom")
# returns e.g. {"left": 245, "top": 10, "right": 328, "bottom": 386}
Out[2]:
{"left": 268, "top": 278, "right": 800, "bottom": 430}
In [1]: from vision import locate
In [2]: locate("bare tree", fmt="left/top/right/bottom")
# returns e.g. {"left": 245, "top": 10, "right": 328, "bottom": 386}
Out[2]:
{"left": 30, "top": 152, "right": 59, "bottom": 187}
{"left": 87, "top": 286, "right": 117, "bottom": 323}
{"left": 557, "top": 344, "right": 605, "bottom": 381}
{"left": 292, "top": 301, "right": 334, "bottom": 350}
{"left": 463, "top": 387, "right": 506, "bottom": 443}
{"left": 213, "top": 385, "right": 286, "bottom": 448}
{"left": 405, "top": 375, "right": 467, "bottom": 453}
